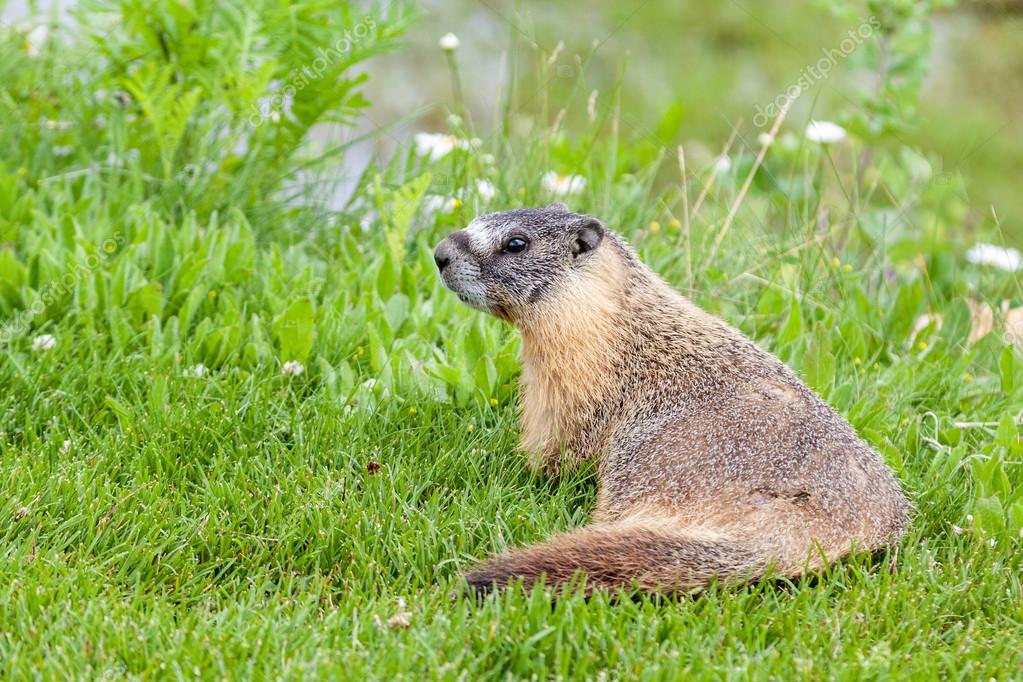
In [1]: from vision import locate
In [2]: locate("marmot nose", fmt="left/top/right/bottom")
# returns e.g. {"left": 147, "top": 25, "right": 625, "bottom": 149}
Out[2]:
{"left": 434, "top": 240, "right": 453, "bottom": 272}
{"left": 435, "top": 230, "right": 471, "bottom": 273}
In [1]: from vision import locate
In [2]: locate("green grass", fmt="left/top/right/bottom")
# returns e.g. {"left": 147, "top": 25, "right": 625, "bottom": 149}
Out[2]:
{"left": 2, "top": 1, "right": 1023, "bottom": 679}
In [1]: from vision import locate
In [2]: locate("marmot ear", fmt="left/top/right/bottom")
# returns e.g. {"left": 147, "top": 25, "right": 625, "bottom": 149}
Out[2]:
{"left": 571, "top": 219, "right": 604, "bottom": 258}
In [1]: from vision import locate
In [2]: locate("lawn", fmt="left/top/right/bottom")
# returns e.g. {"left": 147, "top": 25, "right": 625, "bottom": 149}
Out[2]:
{"left": 1, "top": 1, "right": 1022, "bottom": 679}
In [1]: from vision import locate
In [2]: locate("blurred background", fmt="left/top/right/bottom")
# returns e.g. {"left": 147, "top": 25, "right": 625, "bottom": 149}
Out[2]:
{"left": 364, "top": 0, "right": 1023, "bottom": 239}
{"left": 5, "top": 0, "right": 1019, "bottom": 239}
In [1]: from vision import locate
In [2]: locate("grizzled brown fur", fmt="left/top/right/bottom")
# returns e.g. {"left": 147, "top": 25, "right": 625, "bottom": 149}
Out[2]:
{"left": 434, "top": 204, "right": 909, "bottom": 594}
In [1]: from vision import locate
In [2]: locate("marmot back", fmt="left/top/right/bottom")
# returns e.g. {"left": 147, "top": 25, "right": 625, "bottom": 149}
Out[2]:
{"left": 434, "top": 203, "right": 909, "bottom": 593}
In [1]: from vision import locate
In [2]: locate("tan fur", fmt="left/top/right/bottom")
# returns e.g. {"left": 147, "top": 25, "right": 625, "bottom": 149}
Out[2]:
{"left": 517, "top": 250, "right": 627, "bottom": 469}
{"left": 437, "top": 210, "right": 910, "bottom": 595}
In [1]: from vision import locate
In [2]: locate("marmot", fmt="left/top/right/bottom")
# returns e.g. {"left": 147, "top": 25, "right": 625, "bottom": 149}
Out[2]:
{"left": 433, "top": 203, "right": 909, "bottom": 594}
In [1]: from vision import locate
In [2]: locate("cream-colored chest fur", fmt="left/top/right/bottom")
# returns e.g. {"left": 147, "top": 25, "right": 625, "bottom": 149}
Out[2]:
{"left": 516, "top": 254, "right": 625, "bottom": 468}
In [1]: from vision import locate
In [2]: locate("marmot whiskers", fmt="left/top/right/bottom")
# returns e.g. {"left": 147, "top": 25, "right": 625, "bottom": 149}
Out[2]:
{"left": 434, "top": 203, "right": 909, "bottom": 594}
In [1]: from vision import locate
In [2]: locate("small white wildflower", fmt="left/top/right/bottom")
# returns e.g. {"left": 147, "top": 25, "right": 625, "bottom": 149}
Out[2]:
{"left": 438, "top": 32, "right": 460, "bottom": 52}
{"left": 422, "top": 195, "right": 446, "bottom": 214}
{"left": 714, "top": 156, "right": 732, "bottom": 175}
{"left": 106, "top": 148, "right": 141, "bottom": 167}
{"left": 951, "top": 524, "right": 964, "bottom": 535}
{"left": 965, "top": 514, "right": 975, "bottom": 524}
{"left": 987, "top": 537, "right": 996, "bottom": 548}
{"left": 911, "top": 313, "right": 943, "bottom": 341}
{"left": 414, "top": 132, "right": 459, "bottom": 162}
{"left": 60, "top": 439, "right": 71, "bottom": 455}
{"left": 281, "top": 360, "right": 305, "bottom": 376}
{"left": 475, "top": 179, "right": 497, "bottom": 202}
{"left": 422, "top": 194, "right": 460, "bottom": 216}
{"left": 757, "top": 132, "right": 775, "bottom": 147}
{"left": 24, "top": 24, "right": 49, "bottom": 57}
{"left": 184, "top": 363, "right": 207, "bottom": 378}
{"left": 542, "top": 171, "right": 585, "bottom": 197}
{"left": 965, "top": 243, "right": 1022, "bottom": 272}
{"left": 805, "top": 120, "right": 847, "bottom": 144}
{"left": 32, "top": 334, "right": 56, "bottom": 352}
{"left": 359, "top": 212, "right": 376, "bottom": 232}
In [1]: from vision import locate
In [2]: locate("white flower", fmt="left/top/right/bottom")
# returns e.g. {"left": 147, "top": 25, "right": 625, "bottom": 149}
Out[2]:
{"left": 60, "top": 439, "right": 71, "bottom": 455}
{"left": 757, "top": 132, "right": 775, "bottom": 147}
{"left": 184, "top": 363, "right": 207, "bottom": 378}
{"left": 359, "top": 211, "right": 377, "bottom": 232}
{"left": 414, "top": 133, "right": 459, "bottom": 162}
{"left": 475, "top": 179, "right": 497, "bottom": 202}
{"left": 911, "top": 313, "right": 943, "bottom": 341}
{"left": 24, "top": 24, "right": 48, "bottom": 57}
{"left": 105, "top": 149, "right": 138, "bottom": 166}
{"left": 32, "top": 334, "right": 56, "bottom": 352}
{"left": 714, "top": 156, "right": 732, "bottom": 175}
{"left": 965, "top": 243, "right": 1022, "bottom": 272}
{"left": 965, "top": 514, "right": 974, "bottom": 524}
{"left": 542, "top": 172, "right": 585, "bottom": 197}
{"left": 422, "top": 195, "right": 460, "bottom": 216}
{"left": 281, "top": 360, "right": 305, "bottom": 376}
{"left": 951, "top": 524, "right": 964, "bottom": 535}
{"left": 805, "top": 120, "right": 847, "bottom": 144}
{"left": 987, "top": 537, "right": 996, "bottom": 548}
{"left": 439, "top": 33, "right": 460, "bottom": 52}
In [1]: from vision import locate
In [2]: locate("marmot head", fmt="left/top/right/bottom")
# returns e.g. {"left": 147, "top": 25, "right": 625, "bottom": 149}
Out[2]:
{"left": 434, "top": 203, "right": 606, "bottom": 321}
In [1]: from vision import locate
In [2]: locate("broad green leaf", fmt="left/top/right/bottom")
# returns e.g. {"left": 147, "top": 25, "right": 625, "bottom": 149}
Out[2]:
{"left": 1009, "top": 500, "right": 1023, "bottom": 534}
{"left": 973, "top": 495, "right": 1005, "bottom": 534}
{"left": 1000, "top": 345, "right": 1015, "bottom": 395}
{"left": 272, "top": 297, "right": 316, "bottom": 363}
{"left": 777, "top": 295, "right": 803, "bottom": 346}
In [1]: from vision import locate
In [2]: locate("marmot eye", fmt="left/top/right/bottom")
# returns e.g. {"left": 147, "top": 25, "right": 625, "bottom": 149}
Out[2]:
{"left": 504, "top": 237, "right": 529, "bottom": 253}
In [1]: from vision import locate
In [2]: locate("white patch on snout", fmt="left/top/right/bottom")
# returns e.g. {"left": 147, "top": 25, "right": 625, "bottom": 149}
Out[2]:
{"left": 463, "top": 218, "right": 497, "bottom": 254}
